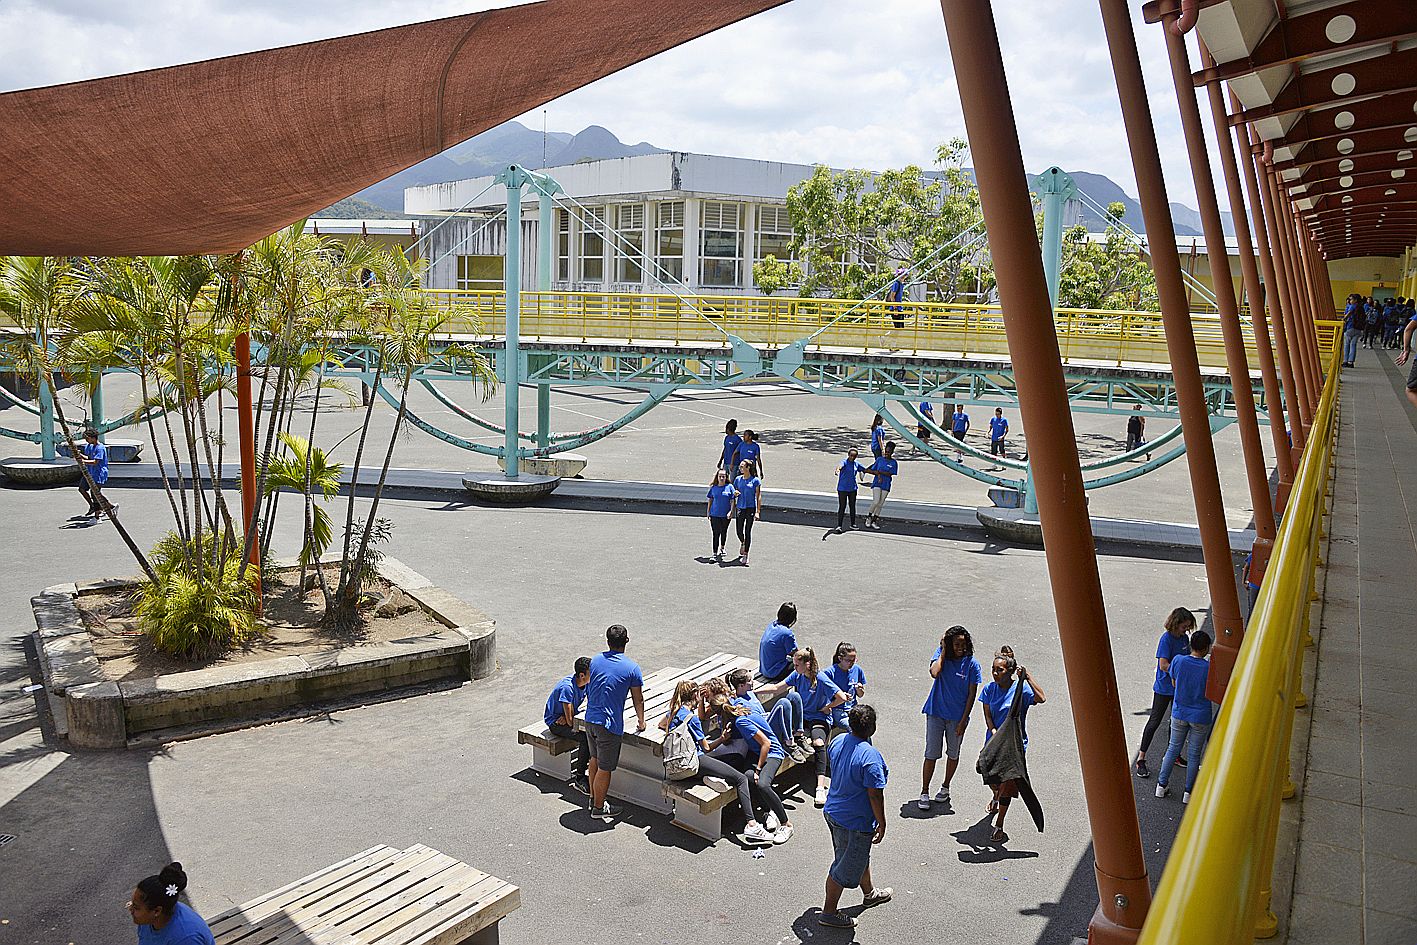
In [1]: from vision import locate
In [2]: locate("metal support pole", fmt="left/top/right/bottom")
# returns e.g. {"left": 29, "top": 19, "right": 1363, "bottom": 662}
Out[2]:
{"left": 1161, "top": 23, "right": 1276, "bottom": 643}
{"left": 235, "top": 328, "right": 262, "bottom": 600}
{"left": 90, "top": 372, "right": 105, "bottom": 442}
{"left": 937, "top": 3, "right": 1151, "bottom": 940}
{"left": 501, "top": 167, "right": 525, "bottom": 479}
{"left": 36, "top": 366, "right": 56, "bottom": 461}
{"left": 1037, "top": 167, "right": 1077, "bottom": 309}
{"left": 1276, "top": 186, "right": 1322, "bottom": 409}
{"left": 1098, "top": 0, "right": 1245, "bottom": 687}
{"left": 536, "top": 383, "right": 551, "bottom": 450}
{"left": 1256, "top": 158, "right": 1315, "bottom": 432}
{"left": 538, "top": 193, "right": 554, "bottom": 293}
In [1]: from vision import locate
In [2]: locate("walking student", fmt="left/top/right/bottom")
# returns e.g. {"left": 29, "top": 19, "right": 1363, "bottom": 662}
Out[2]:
{"left": 819, "top": 704, "right": 892, "bottom": 929}
{"left": 706, "top": 469, "right": 735, "bottom": 559}
{"left": 585, "top": 625, "right": 646, "bottom": 823}
{"left": 78, "top": 427, "right": 111, "bottom": 518}
{"left": 1125, "top": 405, "right": 1146, "bottom": 454}
{"left": 1133, "top": 607, "right": 1195, "bottom": 779}
{"left": 544, "top": 656, "right": 593, "bottom": 793}
{"left": 918, "top": 625, "right": 982, "bottom": 810}
{"left": 870, "top": 413, "right": 886, "bottom": 458}
{"left": 916, "top": 401, "right": 935, "bottom": 451}
{"left": 1397, "top": 315, "right": 1417, "bottom": 409}
{"left": 720, "top": 419, "right": 742, "bottom": 474}
{"left": 950, "top": 404, "right": 970, "bottom": 441}
{"left": 1155, "top": 630, "right": 1215, "bottom": 804}
{"left": 738, "top": 429, "right": 764, "bottom": 479}
{"left": 1341, "top": 294, "right": 1362, "bottom": 367}
{"left": 864, "top": 441, "right": 898, "bottom": 530}
{"left": 732, "top": 459, "right": 763, "bottom": 565}
{"left": 987, "top": 408, "right": 1008, "bottom": 461}
{"left": 834, "top": 447, "right": 870, "bottom": 533}
{"left": 979, "top": 645, "right": 1046, "bottom": 842}
{"left": 128, "top": 862, "right": 215, "bottom": 945}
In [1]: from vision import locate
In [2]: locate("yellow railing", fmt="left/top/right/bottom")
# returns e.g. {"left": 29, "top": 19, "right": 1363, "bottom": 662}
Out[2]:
{"left": 1137, "top": 349, "right": 1339, "bottom": 944}
{"left": 1314, "top": 319, "right": 1342, "bottom": 356}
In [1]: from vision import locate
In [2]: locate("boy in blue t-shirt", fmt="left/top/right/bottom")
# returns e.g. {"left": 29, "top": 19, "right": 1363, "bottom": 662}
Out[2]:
{"left": 544, "top": 656, "right": 592, "bottom": 792}
{"left": 987, "top": 408, "right": 1008, "bottom": 460}
{"left": 719, "top": 419, "right": 742, "bottom": 474}
{"left": 78, "top": 428, "right": 111, "bottom": 518}
{"left": 585, "top": 625, "right": 646, "bottom": 822}
{"left": 1156, "top": 630, "right": 1214, "bottom": 802}
{"left": 864, "top": 441, "right": 898, "bottom": 530}
{"left": 820, "top": 704, "right": 892, "bottom": 928}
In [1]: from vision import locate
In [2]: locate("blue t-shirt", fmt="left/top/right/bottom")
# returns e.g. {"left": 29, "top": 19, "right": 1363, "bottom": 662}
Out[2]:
{"left": 137, "top": 902, "right": 215, "bottom": 945}
{"left": 788, "top": 669, "right": 842, "bottom": 723}
{"left": 543, "top": 674, "right": 584, "bottom": 729}
{"left": 870, "top": 425, "right": 885, "bottom": 455}
{"left": 988, "top": 416, "right": 1008, "bottom": 440}
{"left": 827, "top": 664, "right": 866, "bottom": 728}
{"left": 759, "top": 621, "right": 797, "bottom": 679}
{"left": 721, "top": 433, "right": 742, "bottom": 471}
{"left": 671, "top": 705, "right": 707, "bottom": 747}
{"left": 979, "top": 679, "right": 1036, "bottom": 750}
{"left": 920, "top": 402, "right": 934, "bottom": 419}
{"left": 951, "top": 411, "right": 970, "bottom": 433}
{"left": 922, "top": 650, "right": 983, "bottom": 721}
{"left": 733, "top": 475, "right": 761, "bottom": 509}
{"left": 585, "top": 650, "right": 645, "bottom": 736}
{"left": 837, "top": 459, "right": 868, "bottom": 493}
{"left": 82, "top": 442, "right": 110, "bottom": 485}
{"left": 733, "top": 712, "right": 786, "bottom": 762}
{"left": 706, "top": 483, "right": 735, "bottom": 517}
{"left": 824, "top": 733, "right": 889, "bottom": 832}
{"left": 732, "top": 693, "right": 768, "bottom": 718}
{"left": 737, "top": 440, "right": 762, "bottom": 471}
{"left": 1153, "top": 631, "right": 1191, "bottom": 696}
{"left": 1169, "top": 654, "right": 1212, "bottom": 724}
{"left": 869, "top": 456, "right": 898, "bottom": 492}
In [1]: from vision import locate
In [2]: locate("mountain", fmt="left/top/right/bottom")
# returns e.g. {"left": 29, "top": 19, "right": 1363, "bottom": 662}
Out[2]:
{"left": 315, "top": 196, "right": 409, "bottom": 219}
{"left": 1048, "top": 169, "right": 1233, "bottom": 239}
{"left": 548, "top": 125, "right": 662, "bottom": 165}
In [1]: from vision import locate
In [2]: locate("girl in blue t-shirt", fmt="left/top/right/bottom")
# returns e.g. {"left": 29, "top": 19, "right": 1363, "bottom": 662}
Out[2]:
{"left": 705, "top": 469, "right": 736, "bottom": 560}
{"left": 1133, "top": 607, "right": 1195, "bottom": 779}
{"left": 828, "top": 642, "right": 867, "bottom": 730}
{"left": 979, "top": 645, "right": 1047, "bottom": 843}
{"left": 128, "top": 862, "right": 215, "bottom": 945}
{"left": 718, "top": 702, "right": 795, "bottom": 845}
{"left": 732, "top": 460, "right": 763, "bottom": 566}
{"left": 758, "top": 646, "right": 847, "bottom": 808}
{"left": 918, "top": 625, "right": 982, "bottom": 810}
{"left": 869, "top": 413, "right": 885, "bottom": 457}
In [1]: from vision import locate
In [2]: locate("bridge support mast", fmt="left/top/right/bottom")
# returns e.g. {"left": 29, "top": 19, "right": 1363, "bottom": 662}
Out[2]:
{"left": 1032, "top": 167, "right": 1078, "bottom": 516}
{"left": 537, "top": 181, "right": 555, "bottom": 449}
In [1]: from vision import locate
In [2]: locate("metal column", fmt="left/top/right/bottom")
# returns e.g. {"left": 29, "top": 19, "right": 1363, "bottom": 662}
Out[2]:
{"left": 937, "top": 3, "right": 1151, "bottom": 940}
{"left": 1256, "top": 155, "right": 1314, "bottom": 434}
{"left": 499, "top": 166, "right": 526, "bottom": 478}
{"left": 36, "top": 364, "right": 56, "bottom": 462}
{"left": 90, "top": 373, "right": 105, "bottom": 442}
{"left": 1028, "top": 167, "right": 1077, "bottom": 516}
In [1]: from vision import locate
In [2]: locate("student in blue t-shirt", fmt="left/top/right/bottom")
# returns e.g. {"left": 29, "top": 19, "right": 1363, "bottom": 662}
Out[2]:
{"left": 819, "top": 704, "right": 892, "bottom": 929}
{"left": 544, "top": 655, "right": 592, "bottom": 792}
{"left": 834, "top": 447, "right": 870, "bottom": 533}
{"left": 758, "top": 646, "right": 847, "bottom": 808}
{"left": 737, "top": 429, "right": 764, "bottom": 479}
{"left": 950, "top": 405, "right": 970, "bottom": 439}
{"left": 915, "top": 401, "right": 935, "bottom": 451}
{"left": 129, "top": 862, "right": 215, "bottom": 945}
{"left": 727, "top": 666, "right": 808, "bottom": 764}
{"left": 732, "top": 459, "right": 763, "bottom": 566}
{"left": 864, "top": 441, "right": 898, "bottom": 530}
{"left": 758, "top": 602, "right": 800, "bottom": 681}
{"left": 918, "top": 625, "right": 982, "bottom": 810}
{"left": 1133, "top": 607, "right": 1196, "bottom": 779}
{"left": 705, "top": 469, "right": 736, "bottom": 560}
{"left": 987, "top": 408, "right": 1009, "bottom": 460}
{"left": 1156, "top": 630, "right": 1214, "bottom": 803}
{"left": 719, "top": 419, "right": 742, "bottom": 475}
{"left": 719, "top": 702, "right": 795, "bottom": 844}
{"left": 979, "top": 645, "right": 1046, "bottom": 842}
{"left": 869, "top": 414, "right": 886, "bottom": 457}
{"left": 585, "top": 624, "right": 646, "bottom": 823}
{"left": 828, "top": 642, "right": 867, "bottom": 731}
{"left": 79, "top": 427, "right": 112, "bottom": 518}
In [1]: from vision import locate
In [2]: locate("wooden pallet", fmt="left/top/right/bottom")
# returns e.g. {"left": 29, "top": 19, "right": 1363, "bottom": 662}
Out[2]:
{"left": 209, "top": 844, "right": 520, "bottom": 945}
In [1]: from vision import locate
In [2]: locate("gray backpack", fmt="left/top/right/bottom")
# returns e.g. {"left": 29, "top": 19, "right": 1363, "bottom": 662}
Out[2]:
{"left": 663, "top": 717, "right": 700, "bottom": 781}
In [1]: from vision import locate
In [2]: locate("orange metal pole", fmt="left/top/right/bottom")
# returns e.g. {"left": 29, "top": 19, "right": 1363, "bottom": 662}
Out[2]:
{"left": 1278, "top": 188, "right": 1323, "bottom": 406}
{"left": 1262, "top": 163, "right": 1317, "bottom": 427}
{"left": 936, "top": 2, "right": 1150, "bottom": 940}
{"left": 234, "top": 275, "right": 262, "bottom": 605}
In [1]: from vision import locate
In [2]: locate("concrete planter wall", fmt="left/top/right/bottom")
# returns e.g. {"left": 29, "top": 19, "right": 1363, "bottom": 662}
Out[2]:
{"left": 33, "top": 557, "right": 495, "bottom": 749}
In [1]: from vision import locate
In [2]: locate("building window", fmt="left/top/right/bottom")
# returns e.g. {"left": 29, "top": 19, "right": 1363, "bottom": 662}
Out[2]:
{"left": 557, "top": 210, "right": 571, "bottom": 281}
{"left": 655, "top": 201, "right": 685, "bottom": 284}
{"left": 456, "top": 255, "right": 504, "bottom": 292}
{"left": 616, "top": 204, "right": 645, "bottom": 283}
{"left": 755, "top": 204, "right": 794, "bottom": 265}
{"left": 579, "top": 206, "right": 606, "bottom": 283}
{"left": 701, "top": 201, "right": 743, "bottom": 288}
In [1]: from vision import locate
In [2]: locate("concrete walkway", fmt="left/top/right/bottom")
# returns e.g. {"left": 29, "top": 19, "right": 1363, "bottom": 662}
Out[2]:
{"left": 1282, "top": 349, "right": 1417, "bottom": 944}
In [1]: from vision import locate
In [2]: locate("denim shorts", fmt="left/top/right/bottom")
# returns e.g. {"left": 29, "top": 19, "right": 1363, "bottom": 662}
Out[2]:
{"left": 924, "top": 714, "right": 963, "bottom": 761}
{"left": 825, "top": 813, "right": 873, "bottom": 889}
{"left": 586, "top": 722, "right": 622, "bottom": 772}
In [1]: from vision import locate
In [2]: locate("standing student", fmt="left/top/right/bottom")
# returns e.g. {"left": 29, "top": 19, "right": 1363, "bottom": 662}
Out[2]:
{"left": 1341, "top": 294, "right": 1362, "bottom": 367}
{"left": 916, "top": 401, "right": 935, "bottom": 451}
{"left": 979, "top": 646, "right": 1046, "bottom": 842}
{"left": 819, "top": 704, "right": 892, "bottom": 930}
{"left": 758, "top": 646, "right": 847, "bottom": 808}
{"left": 544, "top": 656, "right": 593, "bottom": 793}
{"left": 1125, "top": 406, "right": 1146, "bottom": 453}
{"left": 864, "top": 441, "right": 898, "bottom": 530}
{"left": 705, "top": 469, "right": 735, "bottom": 559}
{"left": 585, "top": 625, "right": 646, "bottom": 823}
{"left": 918, "top": 625, "right": 982, "bottom": 810}
{"left": 128, "top": 862, "right": 215, "bottom": 945}
{"left": 1155, "top": 630, "right": 1215, "bottom": 803}
{"left": 1133, "top": 607, "right": 1196, "bottom": 779}
{"left": 834, "top": 448, "right": 870, "bottom": 533}
{"left": 828, "top": 642, "right": 867, "bottom": 733}
{"left": 987, "top": 408, "right": 1009, "bottom": 460}
{"left": 886, "top": 267, "right": 907, "bottom": 329}
{"left": 720, "top": 703, "right": 796, "bottom": 844}
{"left": 870, "top": 414, "right": 886, "bottom": 458}
{"left": 78, "top": 427, "right": 111, "bottom": 518}
{"left": 738, "top": 430, "right": 764, "bottom": 479}
{"left": 732, "top": 459, "right": 763, "bottom": 565}
{"left": 950, "top": 405, "right": 970, "bottom": 441}
{"left": 720, "top": 419, "right": 742, "bottom": 474}
{"left": 727, "top": 667, "right": 809, "bottom": 764}
{"left": 1398, "top": 315, "right": 1417, "bottom": 409}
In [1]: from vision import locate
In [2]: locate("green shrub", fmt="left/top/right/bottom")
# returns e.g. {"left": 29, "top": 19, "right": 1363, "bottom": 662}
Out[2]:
{"left": 132, "top": 533, "right": 261, "bottom": 659}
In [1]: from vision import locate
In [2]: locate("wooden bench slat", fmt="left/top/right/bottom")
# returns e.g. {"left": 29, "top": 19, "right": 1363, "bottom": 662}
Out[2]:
{"left": 281, "top": 850, "right": 467, "bottom": 942}
{"left": 310, "top": 859, "right": 485, "bottom": 944}
{"left": 209, "top": 846, "right": 400, "bottom": 932}
{"left": 374, "top": 879, "right": 520, "bottom": 945}
{"left": 516, "top": 724, "right": 571, "bottom": 754}
{"left": 213, "top": 847, "right": 415, "bottom": 938}
{"left": 350, "top": 871, "right": 506, "bottom": 945}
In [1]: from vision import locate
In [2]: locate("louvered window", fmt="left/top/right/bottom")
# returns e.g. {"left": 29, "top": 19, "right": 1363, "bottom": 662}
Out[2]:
{"left": 754, "top": 204, "right": 794, "bottom": 268}
{"left": 655, "top": 201, "right": 685, "bottom": 284}
{"left": 700, "top": 201, "right": 742, "bottom": 288}
{"left": 616, "top": 204, "right": 645, "bottom": 283}
{"left": 579, "top": 206, "right": 606, "bottom": 282}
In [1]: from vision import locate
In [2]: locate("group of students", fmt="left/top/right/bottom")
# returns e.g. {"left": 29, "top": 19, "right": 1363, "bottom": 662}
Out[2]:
{"left": 706, "top": 419, "right": 765, "bottom": 564}
{"left": 1131, "top": 607, "right": 1216, "bottom": 802}
{"left": 911, "top": 404, "right": 1011, "bottom": 461}
{"left": 1342, "top": 293, "right": 1415, "bottom": 366}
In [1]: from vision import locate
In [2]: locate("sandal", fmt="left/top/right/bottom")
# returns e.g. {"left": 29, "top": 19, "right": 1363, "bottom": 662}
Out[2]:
{"left": 990, "top": 828, "right": 1008, "bottom": 843}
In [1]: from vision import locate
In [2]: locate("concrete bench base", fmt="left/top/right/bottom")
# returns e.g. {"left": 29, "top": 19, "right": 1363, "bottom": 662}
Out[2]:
{"left": 665, "top": 753, "right": 802, "bottom": 841}
{"left": 517, "top": 724, "right": 574, "bottom": 780}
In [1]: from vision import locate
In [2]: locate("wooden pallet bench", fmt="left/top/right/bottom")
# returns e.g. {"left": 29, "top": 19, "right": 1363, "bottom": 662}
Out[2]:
{"left": 209, "top": 844, "right": 519, "bottom": 945}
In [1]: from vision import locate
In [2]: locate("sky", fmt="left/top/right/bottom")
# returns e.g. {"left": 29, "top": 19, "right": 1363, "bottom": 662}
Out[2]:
{"left": 0, "top": 0, "right": 1231, "bottom": 211}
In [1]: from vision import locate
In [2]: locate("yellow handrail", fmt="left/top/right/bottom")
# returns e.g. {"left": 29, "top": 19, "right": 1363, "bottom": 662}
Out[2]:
{"left": 1136, "top": 347, "right": 1340, "bottom": 944}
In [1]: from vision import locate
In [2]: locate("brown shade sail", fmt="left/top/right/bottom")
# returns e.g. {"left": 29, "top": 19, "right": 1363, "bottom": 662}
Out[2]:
{"left": 0, "top": 0, "right": 789, "bottom": 257}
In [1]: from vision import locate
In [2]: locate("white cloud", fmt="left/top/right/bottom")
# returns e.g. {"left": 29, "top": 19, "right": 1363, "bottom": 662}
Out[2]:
{"left": 0, "top": 0, "right": 1233, "bottom": 211}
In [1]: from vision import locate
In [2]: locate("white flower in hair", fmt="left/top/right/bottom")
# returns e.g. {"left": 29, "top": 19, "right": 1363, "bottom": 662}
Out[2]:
{"left": 165, "top": 884, "right": 179, "bottom": 898}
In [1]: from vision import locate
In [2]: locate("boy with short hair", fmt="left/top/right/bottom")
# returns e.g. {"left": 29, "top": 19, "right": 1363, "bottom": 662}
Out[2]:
{"left": 819, "top": 703, "right": 891, "bottom": 929}
{"left": 543, "top": 656, "right": 592, "bottom": 794}
{"left": 987, "top": 408, "right": 1008, "bottom": 462}
{"left": 77, "top": 427, "right": 111, "bottom": 518}
{"left": 585, "top": 625, "right": 646, "bottom": 822}
{"left": 1155, "top": 630, "right": 1215, "bottom": 804}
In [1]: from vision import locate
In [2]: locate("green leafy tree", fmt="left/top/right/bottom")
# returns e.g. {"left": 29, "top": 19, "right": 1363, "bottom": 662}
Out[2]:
{"left": 1056, "top": 201, "right": 1159, "bottom": 310}
{"left": 751, "top": 254, "right": 802, "bottom": 295}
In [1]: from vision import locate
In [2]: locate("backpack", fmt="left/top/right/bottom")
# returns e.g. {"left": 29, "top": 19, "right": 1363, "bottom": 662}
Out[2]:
{"left": 662, "top": 717, "right": 700, "bottom": 781}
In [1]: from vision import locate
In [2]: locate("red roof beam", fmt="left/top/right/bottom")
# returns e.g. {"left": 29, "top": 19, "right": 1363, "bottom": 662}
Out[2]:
{"left": 1265, "top": 92, "right": 1417, "bottom": 152}
{"left": 1229, "top": 48, "right": 1417, "bottom": 126}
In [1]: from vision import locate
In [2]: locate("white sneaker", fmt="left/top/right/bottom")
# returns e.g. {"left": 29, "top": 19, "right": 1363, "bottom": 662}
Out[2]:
{"left": 916, "top": 793, "right": 931, "bottom": 811}
{"left": 1155, "top": 784, "right": 1169, "bottom": 798}
{"left": 703, "top": 776, "right": 730, "bottom": 792}
{"left": 772, "top": 824, "right": 794, "bottom": 844}
{"left": 743, "top": 822, "right": 775, "bottom": 845}
{"left": 934, "top": 785, "right": 951, "bottom": 804}
{"left": 815, "top": 787, "right": 828, "bottom": 808}
{"left": 765, "top": 811, "right": 781, "bottom": 832}
{"left": 1182, "top": 791, "right": 1191, "bottom": 804}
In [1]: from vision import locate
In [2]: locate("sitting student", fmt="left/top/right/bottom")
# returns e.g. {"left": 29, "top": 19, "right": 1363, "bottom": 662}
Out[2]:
{"left": 1155, "top": 630, "right": 1215, "bottom": 804}
{"left": 726, "top": 667, "right": 809, "bottom": 763}
{"left": 827, "top": 642, "right": 867, "bottom": 733}
{"left": 719, "top": 702, "right": 795, "bottom": 844}
{"left": 758, "top": 646, "right": 848, "bottom": 808}
{"left": 660, "top": 681, "right": 776, "bottom": 845}
{"left": 543, "top": 656, "right": 592, "bottom": 794}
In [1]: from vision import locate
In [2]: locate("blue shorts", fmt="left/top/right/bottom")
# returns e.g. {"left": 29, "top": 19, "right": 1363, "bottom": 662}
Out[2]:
{"left": 825, "top": 813, "right": 873, "bottom": 889}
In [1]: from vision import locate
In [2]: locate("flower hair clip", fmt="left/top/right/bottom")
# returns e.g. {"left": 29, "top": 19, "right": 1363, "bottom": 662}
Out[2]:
{"left": 165, "top": 884, "right": 179, "bottom": 898}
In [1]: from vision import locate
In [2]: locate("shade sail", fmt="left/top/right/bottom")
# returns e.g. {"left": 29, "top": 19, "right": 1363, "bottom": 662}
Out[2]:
{"left": 0, "top": 0, "right": 789, "bottom": 257}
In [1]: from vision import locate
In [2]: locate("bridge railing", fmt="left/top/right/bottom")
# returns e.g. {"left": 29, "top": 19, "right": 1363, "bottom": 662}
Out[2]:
{"left": 1137, "top": 348, "right": 1340, "bottom": 944}
{"left": 422, "top": 289, "right": 1268, "bottom": 370}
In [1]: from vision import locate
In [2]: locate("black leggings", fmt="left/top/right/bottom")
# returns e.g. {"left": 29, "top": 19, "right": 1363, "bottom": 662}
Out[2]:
{"left": 836, "top": 491, "right": 857, "bottom": 529}
{"left": 709, "top": 516, "right": 730, "bottom": 554}
{"left": 736, "top": 511, "right": 755, "bottom": 551}
{"left": 1138, "top": 692, "right": 1174, "bottom": 755}
{"left": 696, "top": 753, "right": 755, "bottom": 823}
{"left": 807, "top": 720, "right": 831, "bottom": 777}
{"left": 751, "top": 756, "right": 790, "bottom": 825}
